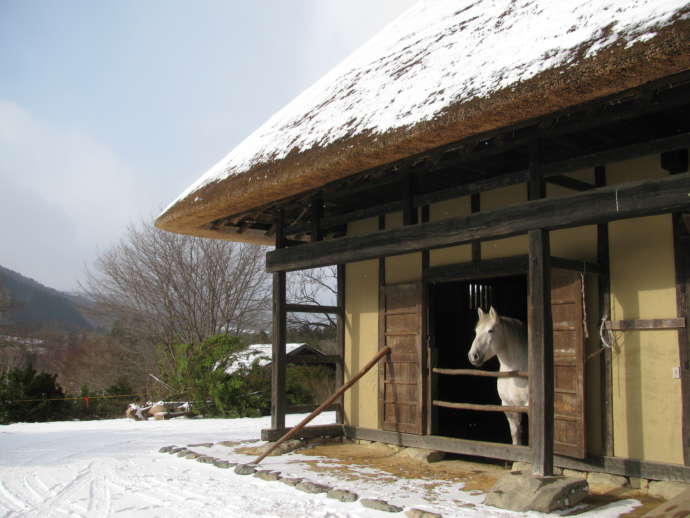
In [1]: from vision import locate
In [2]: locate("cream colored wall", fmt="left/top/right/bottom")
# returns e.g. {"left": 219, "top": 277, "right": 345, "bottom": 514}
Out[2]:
{"left": 607, "top": 156, "right": 682, "bottom": 464}
{"left": 343, "top": 217, "right": 379, "bottom": 428}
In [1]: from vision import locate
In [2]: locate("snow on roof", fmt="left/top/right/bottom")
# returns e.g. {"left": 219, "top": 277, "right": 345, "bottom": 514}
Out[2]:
{"left": 224, "top": 343, "right": 312, "bottom": 374}
{"left": 164, "top": 0, "right": 689, "bottom": 211}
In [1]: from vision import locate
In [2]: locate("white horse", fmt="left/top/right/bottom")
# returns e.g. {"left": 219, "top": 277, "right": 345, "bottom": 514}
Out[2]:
{"left": 468, "top": 306, "right": 528, "bottom": 445}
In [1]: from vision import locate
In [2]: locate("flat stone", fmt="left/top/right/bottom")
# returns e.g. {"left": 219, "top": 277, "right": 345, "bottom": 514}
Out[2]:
{"left": 279, "top": 477, "right": 303, "bottom": 487}
{"left": 254, "top": 470, "right": 281, "bottom": 481}
{"left": 642, "top": 486, "right": 690, "bottom": 517}
{"left": 158, "top": 445, "right": 174, "bottom": 453}
{"left": 213, "top": 459, "right": 235, "bottom": 469}
{"left": 169, "top": 447, "right": 186, "bottom": 454}
{"left": 327, "top": 489, "right": 359, "bottom": 502}
{"left": 184, "top": 452, "right": 201, "bottom": 459}
{"left": 512, "top": 461, "right": 532, "bottom": 473}
{"left": 406, "top": 509, "right": 443, "bottom": 518}
{"left": 587, "top": 472, "right": 628, "bottom": 492}
{"left": 234, "top": 464, "right": 257, "bottom": 475}
{"left": 176, "top": 449, "right": 190, "bottom": 457}
{"left": 562, "top": 469, "right": 588, "bottom": 480}
{"left": 217, "top": 440, "right": 239, "bottom": 447}
{"left": 196, "top": 456, "right": 216, "bottom": 464}
{"left": 485, "top": 473, "right": 589, "bottom": 513}
{"left": 296, "top": 481, "right": 330, "bottom": 494}
{"left": 187, "top": 442, "right": 214, "bottom": 448}
{"left": 396, "top": 447, "right": 444, "bottom": 463}
{"left": 648, "top": 481, "right": 690, "bottom": 500}
{"left": 360, "top": 498, "right": 403, "bottom": 513}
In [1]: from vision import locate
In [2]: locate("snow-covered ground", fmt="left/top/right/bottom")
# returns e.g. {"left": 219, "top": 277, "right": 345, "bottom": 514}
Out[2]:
{"left": 0, "top": 413, "right": 640, "bottom": 517}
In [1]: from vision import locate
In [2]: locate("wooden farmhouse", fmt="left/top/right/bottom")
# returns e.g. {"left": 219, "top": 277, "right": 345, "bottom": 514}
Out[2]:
{"left": 157, "top": 1, "right": 690, "bottom": 480}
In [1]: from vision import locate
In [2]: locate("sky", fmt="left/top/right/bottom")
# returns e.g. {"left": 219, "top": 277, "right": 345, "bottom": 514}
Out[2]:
{"left": 0, "top": 0, "right": 416, "bottom": 292}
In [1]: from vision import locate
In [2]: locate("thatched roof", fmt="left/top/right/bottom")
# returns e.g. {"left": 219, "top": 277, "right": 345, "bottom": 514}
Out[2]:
{"left": 157, "top": 0, "right": 690, "bottom": 244}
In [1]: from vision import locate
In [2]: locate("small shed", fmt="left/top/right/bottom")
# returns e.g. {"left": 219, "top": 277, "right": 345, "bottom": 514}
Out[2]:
{"left": 157, "top": 1, "right": 690, "bottom": 481}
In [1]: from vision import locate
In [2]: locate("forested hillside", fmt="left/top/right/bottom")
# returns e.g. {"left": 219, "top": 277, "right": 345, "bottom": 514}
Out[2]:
{"left": 0, "top": 265, "right": 93, "bottom": 330}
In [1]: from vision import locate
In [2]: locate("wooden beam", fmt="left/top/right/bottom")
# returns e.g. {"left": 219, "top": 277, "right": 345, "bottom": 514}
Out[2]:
{"left": 261, "top": 424, "right": 344, "bottom": 442}
{"left": 545, "top": 175, "right": 595, "bottom": 191}
{"left": 267, "top": 173, "right": 690, "bottom": 272}
{"left": 596, "top": 165, "right": 614, "bottom": 458}
{"left": 433, "top": 400, "right": 529, "bottom": 413}
{"left": 336, "top": 263, "right": 345, "bottom": 424}
{"left": 272, "top": 211, "right": 287, "bottom": 430}
{"left": 528, "top": 228, "right": 554, "bottom": 476}
{"left": 433, "top": 368, "right": 528, "bottom": 378}
{"left": 285, "top": 303, "right": 341, "bottom": 314}
{"left": 605, "top": 318, "right": 686, "bottom": 331}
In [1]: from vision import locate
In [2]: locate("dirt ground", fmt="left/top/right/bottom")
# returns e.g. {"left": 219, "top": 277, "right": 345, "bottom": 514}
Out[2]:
{"left": 290, "top": 441, "right": 665, "bottom": 517}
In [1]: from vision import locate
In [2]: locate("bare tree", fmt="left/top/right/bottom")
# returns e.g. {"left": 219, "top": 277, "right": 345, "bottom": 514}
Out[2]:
{"left": 84, "top": 221, "right": 271, "bottom": 354}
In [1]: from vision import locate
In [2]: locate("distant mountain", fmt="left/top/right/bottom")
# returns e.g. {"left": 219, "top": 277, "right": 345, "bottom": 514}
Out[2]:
{"left": 0, "top": 265, "right": 93, "bottom": 331}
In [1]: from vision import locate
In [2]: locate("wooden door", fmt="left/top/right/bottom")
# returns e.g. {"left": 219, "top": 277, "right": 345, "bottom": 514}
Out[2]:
{"left": 551, "top": 269, "right": 587, "bottom": 458}
{"left": 379, "top": 282, "right": 425, "bottom": 434}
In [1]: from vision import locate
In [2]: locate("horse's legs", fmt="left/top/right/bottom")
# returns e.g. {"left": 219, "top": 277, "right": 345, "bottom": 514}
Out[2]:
{"left": 505, "top": 411, "right": 522, "bottom": 446}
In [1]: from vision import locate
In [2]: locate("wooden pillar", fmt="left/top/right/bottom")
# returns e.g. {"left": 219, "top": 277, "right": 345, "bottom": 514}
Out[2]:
{"left": 527, "top": 140, "right": 554, "bottom": 476}
{"left": 528, "top": 228, "right": 554, "bottom": 476}
{"left": 336, "top": 263, "right": 345, "bottom": 424}
{"left": 272, "top": 211, "right": 287, "bottom": 430}
{"left": 595, "top": 165, "right": 614, "bottom": 457}
{"left": 471, "top": 193, "right": 481, "bottom": 263}
{"left": 402, "top": 173, "right": 417, "bottom": 226}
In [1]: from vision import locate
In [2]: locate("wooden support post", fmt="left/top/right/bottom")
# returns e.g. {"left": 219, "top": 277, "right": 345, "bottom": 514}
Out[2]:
{"left": 336, "top": 264, "right": 345, "bottom": 424}
{"left": 595, "top": 165, "right": 614, "bottom": 457}
{"left": 272, "top": 211, "right": 287, "bottom": 430}
{"left": 529, "top": 228, "right": 554, "bottom": 476}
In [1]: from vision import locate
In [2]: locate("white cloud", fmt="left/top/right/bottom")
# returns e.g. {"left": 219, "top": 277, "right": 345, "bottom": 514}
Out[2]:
{"left": 0, "top": 101, "right": 146, "bottom": 291}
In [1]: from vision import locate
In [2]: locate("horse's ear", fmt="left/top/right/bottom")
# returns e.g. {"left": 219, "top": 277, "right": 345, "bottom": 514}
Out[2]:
{"left": 477, "top": 307, "right": 484, "bottom": 319}
{"left": 489, "top": 306, "right": 498, "bottom": 321}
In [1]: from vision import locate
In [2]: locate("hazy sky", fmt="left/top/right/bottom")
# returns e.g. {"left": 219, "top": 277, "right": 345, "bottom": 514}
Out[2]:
{"left": 0, "top": 1, "right": 416, "bottom": 291}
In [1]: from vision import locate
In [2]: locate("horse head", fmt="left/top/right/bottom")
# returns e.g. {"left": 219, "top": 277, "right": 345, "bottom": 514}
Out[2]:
{"left": 468, "top": 306, "right": 500, "bottom": 367}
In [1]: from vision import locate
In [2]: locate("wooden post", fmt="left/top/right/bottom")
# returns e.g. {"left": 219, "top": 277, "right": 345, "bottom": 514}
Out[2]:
{"left": 272, "top": 211, "right": 287, "bottom": 430}
{"left": 402, "top": 172, "right": 417, "bottom": 226}
{"left": 528, "top": 141, "right": 554, "bottom": 476}
{"left": 528, "top": 228, "right": 554, "bottom": 476}
{"left": 596, "top": 165, "right": 614, "bottom": 457}
{"left": 471, "top": 193, "right": 481, "bottom": 263}
{"left": 336, "top": 264, "right": 345, "bottom": 424}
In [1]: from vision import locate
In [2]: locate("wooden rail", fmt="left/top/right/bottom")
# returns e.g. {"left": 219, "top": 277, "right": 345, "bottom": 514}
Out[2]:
{"left": 433, "top": 400, "right": 529, "bottom": 414}
{"left": 605, "top": 318, "right": 686, "bottom": 331}
{"left": 433, "top": 368, "right": 528, "bottom": 378}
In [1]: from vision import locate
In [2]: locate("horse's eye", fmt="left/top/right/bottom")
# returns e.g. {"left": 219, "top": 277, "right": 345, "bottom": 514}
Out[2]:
{"left": 488, "top": 328, "right": 494, "bottom": 334}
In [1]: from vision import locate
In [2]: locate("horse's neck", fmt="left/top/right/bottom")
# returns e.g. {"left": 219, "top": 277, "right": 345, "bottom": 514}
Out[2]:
{"left": 495, "top": 318, "right": 528, "bottom": 371}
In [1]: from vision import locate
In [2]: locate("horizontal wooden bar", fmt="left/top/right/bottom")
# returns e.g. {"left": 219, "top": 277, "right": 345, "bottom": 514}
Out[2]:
{"left": 433, "top": 368, "right": 528, "bottom": 378}
{"left": 554, "top": 455, "right": 690, "bottom": 483}
{"left": 285, "top": 303, "right": 341, "bottom": 314}
{"left": 433, "top": 400, "right": 529, "bottom": 413}
{"left": 268, "top": 172, "right": 690, "bottom": 272}
{"left": 344, "top": 426, "right": 531, "bottom": 462}
{"left": 261, "top": 423, "right": 343, "bottom": 442}
{"left": 605, "top": 318, "right": 686, "bottom": 331}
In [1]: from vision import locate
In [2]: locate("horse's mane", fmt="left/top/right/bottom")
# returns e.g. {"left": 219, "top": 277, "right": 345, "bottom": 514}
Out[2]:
{"left": 499, "top": 316, "right": 527, "bottom": 343}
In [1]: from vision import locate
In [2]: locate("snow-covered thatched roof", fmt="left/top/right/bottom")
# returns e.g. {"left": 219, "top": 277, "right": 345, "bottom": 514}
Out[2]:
{"left": 157, "top": 0, "right": 690, "bottom": 243}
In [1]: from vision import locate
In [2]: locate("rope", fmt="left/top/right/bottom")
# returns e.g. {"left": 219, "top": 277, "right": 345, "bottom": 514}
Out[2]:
{"left": 4, "top": 394, "right": 141, "bottom": 403}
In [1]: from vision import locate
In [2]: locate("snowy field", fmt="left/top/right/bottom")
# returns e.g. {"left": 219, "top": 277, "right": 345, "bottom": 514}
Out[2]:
{"left": 0, "top": 412, "right": 640, "bottom": 518}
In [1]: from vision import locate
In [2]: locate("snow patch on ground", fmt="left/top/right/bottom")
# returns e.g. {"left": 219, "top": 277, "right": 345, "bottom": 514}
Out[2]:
{"left": 0, "top": 412, "right": 641, "bottom": 517}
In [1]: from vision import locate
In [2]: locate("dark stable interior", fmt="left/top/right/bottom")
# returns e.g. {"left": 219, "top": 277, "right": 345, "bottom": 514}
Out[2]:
{"left": 431, "top": 275, "right": 528, "bottom": 444}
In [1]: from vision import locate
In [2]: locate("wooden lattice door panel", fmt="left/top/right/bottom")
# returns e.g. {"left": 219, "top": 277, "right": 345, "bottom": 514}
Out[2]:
{"left": 551, "top": 268, "right": 587, "bottom": 459}
{"left": 379, "top": 282, "right": 425, "bottom": 434}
